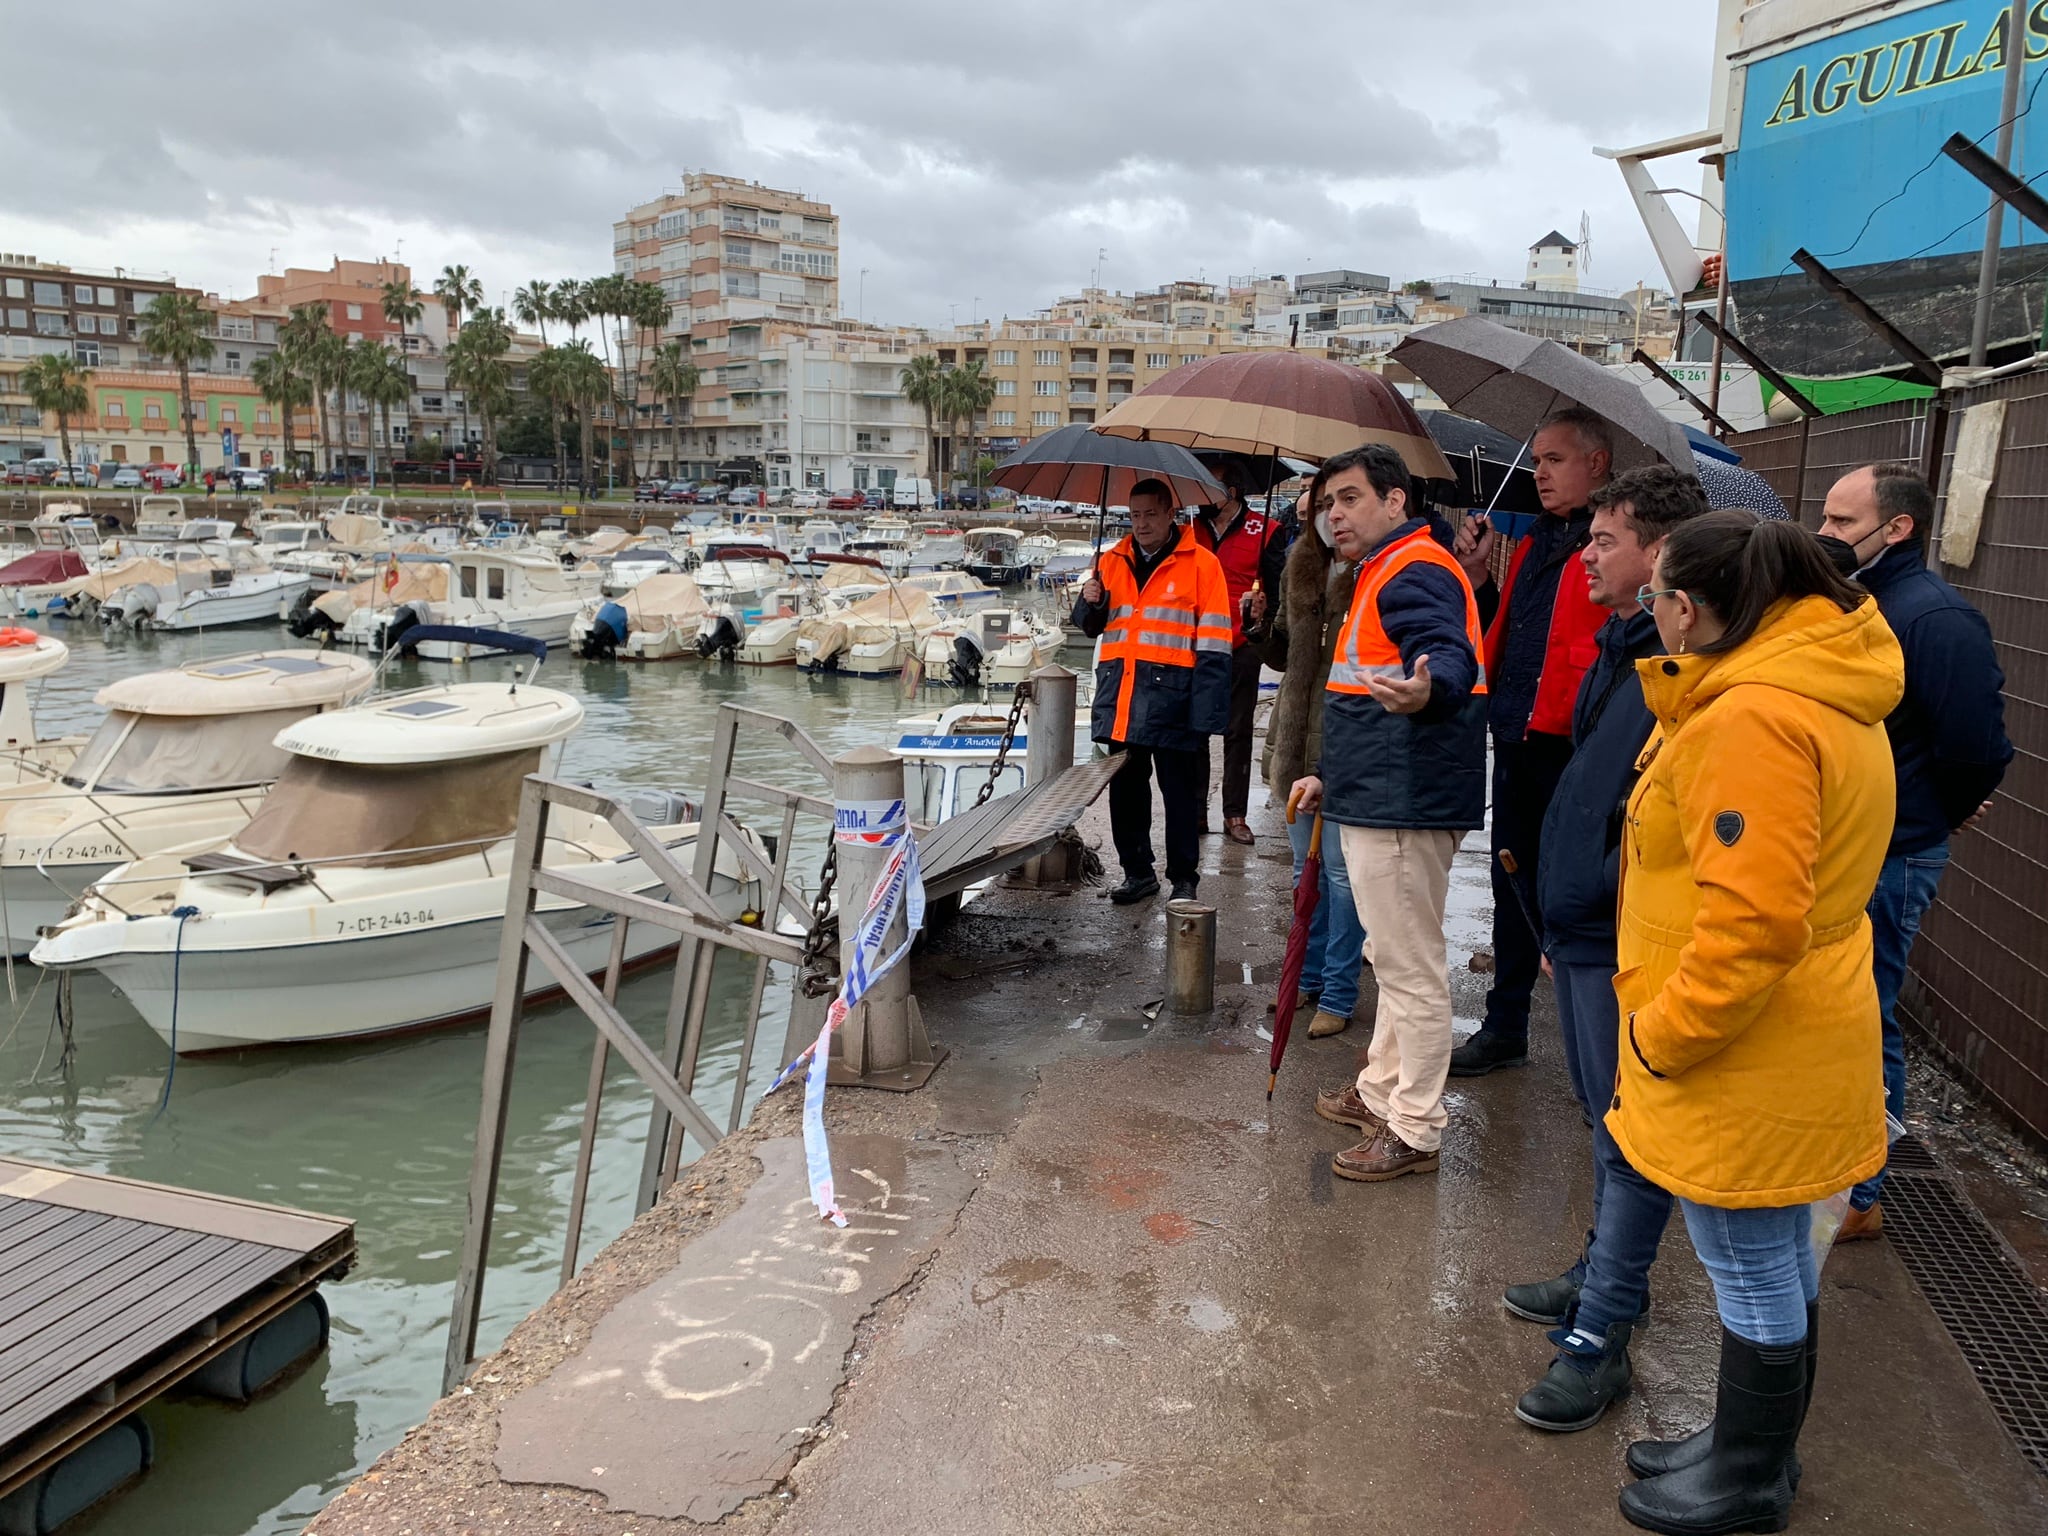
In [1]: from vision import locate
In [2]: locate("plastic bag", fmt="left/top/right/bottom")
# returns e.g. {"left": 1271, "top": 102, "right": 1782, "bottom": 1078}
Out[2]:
{"left": 1811, "top": 1109, "right": 1906, "bottom": 1268}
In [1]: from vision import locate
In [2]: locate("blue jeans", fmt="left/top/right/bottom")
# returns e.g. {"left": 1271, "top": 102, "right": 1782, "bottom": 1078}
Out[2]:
{"left": 1679, "top": 1200, "right": 1818, "bottom": 1345}
{"left": 1851, "top": 844, "right": 1949, "bottom": 1210}
{"left": 1286, "top": 811, "right": 1365, "bottom": 1019}
{"left": 1553, "top": 960, "right": 1673, "bottom": 1338}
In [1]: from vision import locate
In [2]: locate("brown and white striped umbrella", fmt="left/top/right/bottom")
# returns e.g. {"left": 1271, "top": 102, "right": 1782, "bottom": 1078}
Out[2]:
{"left": 1096, "top": 351, "right": 1454, "bottom": 480}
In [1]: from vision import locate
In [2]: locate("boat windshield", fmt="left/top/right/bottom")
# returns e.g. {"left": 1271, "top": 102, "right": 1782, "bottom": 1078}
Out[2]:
{"left": 234, "top": 748, "right": 542, "bottom": 868}
{"left": 63, "top": 707, "right": 309, "bottom": 793}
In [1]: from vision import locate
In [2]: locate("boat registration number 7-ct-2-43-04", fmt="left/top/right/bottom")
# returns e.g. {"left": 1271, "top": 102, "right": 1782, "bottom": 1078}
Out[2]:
{"left": 335, "top": 909, "right": 437, "bottom": 934}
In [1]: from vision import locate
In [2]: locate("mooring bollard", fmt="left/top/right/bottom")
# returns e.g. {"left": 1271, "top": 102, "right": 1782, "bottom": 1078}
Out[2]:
{"left": 830, "top": 745, "right": 941, "bottom": 1089}
{"left": 1165, "top": 899, "right": 1216, "bottom": 1015}
{"left": 1022, "top": 664, "right": 1077, "bottom": 885}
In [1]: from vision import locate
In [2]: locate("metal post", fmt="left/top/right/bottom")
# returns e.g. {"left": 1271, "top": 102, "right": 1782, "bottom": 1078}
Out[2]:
{"left": 1166, "top": 899, "right": 1216, "bottom": 1015}
{"left": 1972, "top": 40, "right": 2030, "bottom": 366}
{"left": 443, "top": 778, "right": 550, "bottom": 1395}
{"left": 1022, "top": 664, "right": 1077, "bottom": 885}
{"left": 560, "top": 916, "right": 629, "bottom": 1287}
{"left": 828, "top": 745, "right": 940, "bottom": 1090}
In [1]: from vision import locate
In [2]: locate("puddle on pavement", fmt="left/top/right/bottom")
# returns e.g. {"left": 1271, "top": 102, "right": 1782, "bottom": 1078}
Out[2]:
{"left": 1099, "top": 1016, "right": 1152, "bottom": 1041}
{"left": 972, "top": 1256, "right": 1091, "bottom": 1305}
{"left": 1174, "top": 1297, "right": 1236, "bottom": 1333}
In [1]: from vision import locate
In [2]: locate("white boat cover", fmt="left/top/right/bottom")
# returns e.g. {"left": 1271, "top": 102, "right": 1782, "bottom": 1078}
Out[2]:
{"left": 234, "top": 747, "right": 542, "bottom": 868}
{"left": 313, "top": 562, "right": 450, "bottom": 622}
{"left": 55, "top": 557, "right": 180, "bottom": 604}
{"left": 96, "top": 651, "right": 376, "bottom": 716}
{"left": 616, "top": 572, "right": 708, "bottom": 632}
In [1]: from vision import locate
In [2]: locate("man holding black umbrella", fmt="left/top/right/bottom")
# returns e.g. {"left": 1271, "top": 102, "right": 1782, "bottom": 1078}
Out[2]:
{"left": 1448, "top": 407, "right": 1614, "bottom": 1077}
{"left": 1074, "top": 478, "right": 1234, "bottom": 904}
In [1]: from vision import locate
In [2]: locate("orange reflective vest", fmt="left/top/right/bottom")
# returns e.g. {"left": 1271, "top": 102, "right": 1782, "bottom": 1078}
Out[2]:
{"left": 1088, "top": 531, "right": 1233, "bottom": 749}
{"left": 1330, "top": 525, "right": 1488, "bottom": 696}
{"left": 1320, "top": 521, "right": 1489, "bottom": 830}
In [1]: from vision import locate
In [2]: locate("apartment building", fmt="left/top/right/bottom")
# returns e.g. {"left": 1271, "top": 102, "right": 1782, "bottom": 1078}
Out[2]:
{"left": 0, "top": 254, "right": 195, "bottom": 371}
{"left": 86, "top": 370, "right": 275, "bottom": 470}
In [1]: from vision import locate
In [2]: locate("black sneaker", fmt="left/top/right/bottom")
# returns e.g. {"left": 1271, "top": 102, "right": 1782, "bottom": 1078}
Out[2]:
{"left": 1515, "top": 1320, "right": 1634, "bottom": 1433}
{"left": 1449, "top": 1029, "right": 1528, "bottom": 1076}
{"left": 1109, "top": 874, "right": 1160, "bottom": 905}
{"left": 1169, "top": 878, "right": 1199, "bottom": 902}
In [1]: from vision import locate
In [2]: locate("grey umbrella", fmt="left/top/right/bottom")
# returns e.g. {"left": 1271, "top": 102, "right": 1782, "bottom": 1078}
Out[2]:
{"left": 1390, "top": 317, "right": 1697, "bottom": 474}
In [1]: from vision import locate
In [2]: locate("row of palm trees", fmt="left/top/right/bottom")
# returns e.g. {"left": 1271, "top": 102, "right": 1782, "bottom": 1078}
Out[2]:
{"left": 898, "top": 356, "right": 996, "bottom": 486}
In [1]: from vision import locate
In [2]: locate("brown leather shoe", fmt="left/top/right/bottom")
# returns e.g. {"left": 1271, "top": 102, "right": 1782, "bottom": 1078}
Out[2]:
{"left": 1333, "top": 1126, "right": 1439, "bottom": 1182}
{"left": 1314, "top": 1083, "right": 1383, "bottom": 1132}
{"left": 1306, "top": 1008, "right": 1349, "bottom": 1039}
{"left": 1836, "top": 1201, "right": 1884, "bottom": 1242}
{"left": 1224, "top": 816, "right": 1256, "bottom": 845}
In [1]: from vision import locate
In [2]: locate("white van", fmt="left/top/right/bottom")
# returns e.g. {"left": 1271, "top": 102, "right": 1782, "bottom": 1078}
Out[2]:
{"left": 891, "top": 478, "right": 934, "bottom": 510}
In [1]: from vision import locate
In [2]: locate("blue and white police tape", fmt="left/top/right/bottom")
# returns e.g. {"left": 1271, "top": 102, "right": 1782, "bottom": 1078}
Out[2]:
{"left": 770, "top": 795, "right": 925, "bottom": 1225}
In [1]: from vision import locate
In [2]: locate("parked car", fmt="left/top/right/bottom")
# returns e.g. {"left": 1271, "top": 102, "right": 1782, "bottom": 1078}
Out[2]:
{"left": 789, "top": 489, "right": 824, "bottom": 509}
{"left": 861, "top": 490, "right": 887, "bottom": 511}
{"left": 110, "top": 466, "right": 146, "bottom": 490}
{"left": 47, "top": 465, "right": 93, "bottom": 487}
{"left": 3, "top": 464, "right": 35, "bottom": 485}
{"left": 826, "top": 490, "right": 864, "bottom": 511}
{"left": 220, "top": 466, "right": 270, "bottom": 491}
{"left": 143, "top": 464, "right": 186, "bottom": 490}
{"left": 725, "top": 484, "right": 763, "bottom": 507}
{"left": 659, "top": 482, "right": 697, "bottom": 504}
{"left": 634, "top": 479, "right": 665, "bottom": 502}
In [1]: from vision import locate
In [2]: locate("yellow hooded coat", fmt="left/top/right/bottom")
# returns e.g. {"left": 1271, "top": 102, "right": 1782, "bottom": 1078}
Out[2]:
{"left": 1607, "top": 594, "right": 1906, "bottom": 1208}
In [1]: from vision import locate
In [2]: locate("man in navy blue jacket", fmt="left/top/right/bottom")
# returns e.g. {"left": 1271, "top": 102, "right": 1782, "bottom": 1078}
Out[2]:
{"left": 1820, "top": 463, "right": 2014, "bottom": 1240}
{"left": 1503, "top": 466, "right": 1710, "bottom": 1433}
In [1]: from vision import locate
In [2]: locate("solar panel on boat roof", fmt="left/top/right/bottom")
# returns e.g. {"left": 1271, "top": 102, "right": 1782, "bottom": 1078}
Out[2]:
{"left": 189, "top": 661, "right": 266, "bottom": 679}
{"left": 257, "top": 655, "right": 333, "bottom": 674}
{"left": 385, "top": 699, "right": 464, "bottom": 717}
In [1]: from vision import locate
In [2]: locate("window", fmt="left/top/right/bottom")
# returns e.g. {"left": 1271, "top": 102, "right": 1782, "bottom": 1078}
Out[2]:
{"left": 6, "top": 309, "right": 24, "bottom": 329}
{"left": 255, "top": 408, "right": 271, "bottom": 425}
{"left": 132, "top": 291, "right": 152, "bottom": 311}
{"left": 223, "top": 350, "right": 241, "bottom": 373}
{"left": 2, "top": 279, "right": 20, "bottom": 299}
{"left": 125, "top": 318, "right": 138, "bottom": 338}
{"left": 32, "top": 282, "right": 63, "bottom": 306}
{"left": 76, "top": 314, "right": 97, "bottom": 335}
{"left": 991, "top": 410, "right": 1015, "bottom": 427}
{"left": 33, "top": 313, "right": 67, "bottom": 336}
{"left": 71, "top": 338, "right": 96, "bottom": 365}
{"left": 1033, "top": 379, "right": 1059, "bottom": 396}
{"left": 1034, "top": 349, "right": 1059, "bottom": 366}
{"left": 994, "top": 378, "right": 1015, "bottom": 396}
{"left": 109, "top": 445, "right": 126, "bottom": 462}
{"left": 144, "top": 401, "right": 164, "bottom": 419}
{"left": 1032, "top": 411, "right": 1058, "bottom": 427}
{"left": 105, "top": 399, "right": 125, "bottom": 417}
{"left": 220, "top": 405, "right": 237, "bottom": 423}
{"left": 459, "top": 565, "right": 479, "bottom": 599}
{"left": 97, "top": 287, "right": 114, "bottom": 306}
{"left": 74, "top": 284, "right": 92, "bottom": 304}
{"left": 487, "top": 567, "right": 506, "bottom": 601}
{"left": 100, "top": 345, "right": 119, "bottom": 364}
{"left": 856, "top": 431, "right": 873, "bottom": 451}
{"left": 345, "top": 303, "right": 362, "bottom": 320}
{"left": 1146, "top": 352, "right": 1169, "bottom": 369}
{"left": 1181, "top": 354, "right": 1200, "bottom": 365}
{"left": 992, "top": 349, "right": 1016, "bottom": 366}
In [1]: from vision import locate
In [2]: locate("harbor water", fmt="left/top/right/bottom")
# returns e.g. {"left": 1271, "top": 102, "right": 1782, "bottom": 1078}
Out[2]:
{"left": 0, "top": 614, "right": 1007, "bottom": 1536}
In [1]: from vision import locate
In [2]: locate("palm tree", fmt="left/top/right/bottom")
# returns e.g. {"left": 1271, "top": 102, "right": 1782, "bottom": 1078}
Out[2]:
{"left": 381, "top": 278, "right": 424, "bottom": 342}
{"left": 552, "top": 279, "right": 586, "bottom": 341}
{"left": 139, "top": 291, "right": 215, "bottom": 477}
{"left": 362, "top": 346, "right": 413, "bottom": 490}
{"left": 279, "top": 303, "right": 333, "bottom": 472}
{"left": 446, "top": 310, "right": 511, "bottom": 485}
{"left": 526, "top": 346, "right": 571, "bottom": 489}
{"left": 648, "top": 340, "right": 698, "bottom": 480}
{"left": 514, "top": 281, "right": 555, "bottom": 345}
{"left": 311, "top": 329, "right": 353, "bottom": 478}
{"left": 556, "top": 341, "right": 610, "bottom": 497}
{"left": 433, "top": 265, "right": 483, "bottom": 333}
{"left": 900, "top": 355, "right": 946, "bottom": 484}
{"left": 941, "top": 361, "right": 994, "bottom": 487}
{"left": 250, "top": 352, "right": 311, "bottom": 480}
{"left": 22, "top": 353, "right": 92, "bottom": 467}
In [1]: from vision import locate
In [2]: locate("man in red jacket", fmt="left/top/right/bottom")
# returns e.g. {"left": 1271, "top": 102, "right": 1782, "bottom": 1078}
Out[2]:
{"left": 1449, "top": 408, "right": 1613, "bottom": 1076}
{"left": 1195, "top": 464, "right": 1288, "bottom": 844}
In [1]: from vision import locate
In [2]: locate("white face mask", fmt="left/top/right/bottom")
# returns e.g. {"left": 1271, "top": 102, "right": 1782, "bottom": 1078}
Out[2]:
{"left": 1315, "top": 507, "right": 1334, "bottom": 547}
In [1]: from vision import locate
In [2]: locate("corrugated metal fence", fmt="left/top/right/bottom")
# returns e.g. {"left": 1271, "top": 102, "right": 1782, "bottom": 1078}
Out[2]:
{"left": 1730, "top": 378, "right": 2048, "bottom": 1146}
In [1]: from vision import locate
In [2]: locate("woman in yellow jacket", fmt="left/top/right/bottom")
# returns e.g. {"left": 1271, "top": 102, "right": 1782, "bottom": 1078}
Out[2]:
{"left": 1612, "top": 513, "right": 1903, "bottom": 1536}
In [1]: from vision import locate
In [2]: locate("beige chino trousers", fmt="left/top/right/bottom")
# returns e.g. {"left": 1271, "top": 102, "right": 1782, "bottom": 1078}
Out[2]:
{"left": 1337, "top": 823, "right": 1463, "bottom": 1153}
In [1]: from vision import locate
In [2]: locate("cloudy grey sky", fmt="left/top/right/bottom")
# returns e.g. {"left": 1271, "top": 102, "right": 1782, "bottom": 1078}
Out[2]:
{"left": 2, "top": 0, "right": 1721, "bottom": 325}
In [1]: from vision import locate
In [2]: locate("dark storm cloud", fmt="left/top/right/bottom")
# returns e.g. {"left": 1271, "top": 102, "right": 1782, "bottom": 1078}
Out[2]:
{"left": 0, "top": 1, "right": 1718, "bottom": 323}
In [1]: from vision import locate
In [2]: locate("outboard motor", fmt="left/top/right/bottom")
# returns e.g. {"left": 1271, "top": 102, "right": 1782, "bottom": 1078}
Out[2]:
{"left": 102, "top": 585, "right": 157, "bottom": 631}
{"left": 810, "top": 620, "right": 850, "bottom": 672}
{"left": 381, "top": 600, "right": 427, "bottom": 654}
{"left": 580, "top": 601, "right": 630, "bottom": 660}
{"left": 695, "top": 611, "right": 743, "bottom": 660}
{"left": 626, "top": 788, "right": 697, "bottom": 826}
{"left": 284, "top": 589, "right": 326, "bottom": 640}
{"left": 950, "top": 631, "right": 985, "bottom": 689}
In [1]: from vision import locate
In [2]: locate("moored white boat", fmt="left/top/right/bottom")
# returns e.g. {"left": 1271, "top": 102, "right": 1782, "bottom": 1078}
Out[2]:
{"left": 916, "top": 608, "right": 1067, "bottom": 690}
{"left": 96, "top": 543, "right": 312, "bottom": 631}
{"left": 32, "top": 678, "right": 758, "bottom": 1052}
{"left": 0, "top": 649, "right": 374, "bottom": 954}
{"left": 572, "top": 572, "right": 710, "bottom": 661}
{"left": 794, "top": 584, "right": 943, "bottom": 677}
{"left": 0, "top": 633, "right": 84, "bottom": 787}
{"left": 373, "top": 550, "right": 599, "bottom": 658}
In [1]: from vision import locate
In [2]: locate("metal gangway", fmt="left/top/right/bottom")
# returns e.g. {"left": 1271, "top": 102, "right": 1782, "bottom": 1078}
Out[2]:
{"left": 443, "top": 667, "right": 1121, "bottom": 1392}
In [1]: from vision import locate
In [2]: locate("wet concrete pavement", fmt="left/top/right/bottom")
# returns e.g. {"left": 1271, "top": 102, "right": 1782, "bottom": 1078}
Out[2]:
{"left": 310, "top": 787, "right": 2048, "bottom": 1535}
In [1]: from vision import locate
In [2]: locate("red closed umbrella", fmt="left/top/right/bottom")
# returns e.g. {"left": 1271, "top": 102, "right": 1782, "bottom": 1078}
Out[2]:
{"left": 1267, "top": 794, "right": 1326, "bottom": 1100}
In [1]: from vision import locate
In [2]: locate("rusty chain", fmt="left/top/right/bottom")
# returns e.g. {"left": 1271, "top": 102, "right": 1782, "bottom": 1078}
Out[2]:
{"left": 971, "top": 679, "right": 1032, "bottom": 809}
{"left": 797, "top": 841, "right": 840, "bottom": 998}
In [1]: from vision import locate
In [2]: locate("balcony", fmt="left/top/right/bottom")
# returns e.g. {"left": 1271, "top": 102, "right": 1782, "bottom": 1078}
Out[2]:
{"left": 1068, "top": 390, "right": 1098, "bottom": 405}
{"left": 1069, "top": 356, "right": 1098, "bottom": 371}
{"left": 100, "top": 414, "right": 130, "bottom": 431}
{"left": 1107, "top": 361, "right": 1134, "bottom": 374}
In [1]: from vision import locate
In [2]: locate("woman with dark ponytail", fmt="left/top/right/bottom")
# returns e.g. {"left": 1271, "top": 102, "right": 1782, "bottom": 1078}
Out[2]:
{"left": 1607, "top": 512, "right": 1905, "bottom": 1534}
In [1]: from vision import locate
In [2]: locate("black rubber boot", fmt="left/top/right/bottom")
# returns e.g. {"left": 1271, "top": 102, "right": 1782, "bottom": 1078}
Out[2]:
{"left": 1515, "top": 1319, "right": 1633, "bottom": 1432}
{"left": 1628, "top": 1301, "right": 1815, "bottom": 1490}
{"left": 1619, "top": 1326, "right": 1805, "bottom": 1535}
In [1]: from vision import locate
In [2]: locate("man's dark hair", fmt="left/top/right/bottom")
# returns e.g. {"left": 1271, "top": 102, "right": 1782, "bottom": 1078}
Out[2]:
{"left": 1539, "top": 406, "right": 1615, "bottom": 464}
{"left": 1589, "top": 464, "right": 1711, "bottom": 544}
{"left": 1129, "top": 476, "right": 1171, "bottom": 506}
{"left": 1322, "top": 442, "right": 1411, "bottom": 509}
{"left": 1869, "top": 462, "right": 1934, "bottom": 530}
{"left": 1215, "top": 462, "right": 1248, "bottom": 497}
{"left": 1658, "top": 510, "right": 1864, "bottom": 655}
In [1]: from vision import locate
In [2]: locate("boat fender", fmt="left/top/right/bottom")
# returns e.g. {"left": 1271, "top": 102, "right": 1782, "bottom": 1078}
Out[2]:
{"left": 0, "top": 626, "right": 38, "bottom": 646}
{"left": 950, "top": 632, "right": 985, "bottom": 689}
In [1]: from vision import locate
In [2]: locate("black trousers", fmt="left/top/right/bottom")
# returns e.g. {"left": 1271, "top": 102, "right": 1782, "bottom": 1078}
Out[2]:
{"left": 1218, "top": 644, "right": 1263, "bottom": 819}
{"left": 1108, "top": 740, "right": 1206, "bottom": 886}
{"left": 1484, "top": 731, "right": 1576, "bottom": 1043}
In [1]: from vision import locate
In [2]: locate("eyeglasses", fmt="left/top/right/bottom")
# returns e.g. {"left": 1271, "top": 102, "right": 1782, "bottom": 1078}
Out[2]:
{"left": 1636, "top": 584, "right": 1681, "bottom": 616}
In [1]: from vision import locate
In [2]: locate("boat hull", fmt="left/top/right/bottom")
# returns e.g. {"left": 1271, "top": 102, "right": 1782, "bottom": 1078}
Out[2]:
{"left": 151, "top": 576, "right": 315, "bottom": 630}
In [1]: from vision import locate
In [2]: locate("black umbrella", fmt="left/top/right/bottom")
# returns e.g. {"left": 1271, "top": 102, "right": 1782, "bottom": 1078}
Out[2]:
{"left": 1419, "top": 409, "right": 1544, "bottom": 517}
{"left": 992, "top": 424, "right": 1222, "bottom": 555}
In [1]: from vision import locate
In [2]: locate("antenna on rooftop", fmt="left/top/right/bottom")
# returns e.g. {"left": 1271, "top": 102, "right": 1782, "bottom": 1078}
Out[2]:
{"left": 1579, "top": 212, "right": 1593, "bottom": 277}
